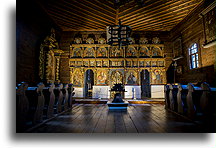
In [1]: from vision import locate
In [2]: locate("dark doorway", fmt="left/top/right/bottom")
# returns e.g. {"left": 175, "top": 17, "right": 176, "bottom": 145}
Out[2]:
{"left": 84, "top": 69, "right": 94, "bottom": 98}
{"left": 140, "top": 69, "right": 151, "bottom": 98}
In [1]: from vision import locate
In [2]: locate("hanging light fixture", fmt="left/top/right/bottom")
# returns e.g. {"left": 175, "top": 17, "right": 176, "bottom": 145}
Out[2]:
{"left": 107, "top": 19, "right": 132, "bottom": 47}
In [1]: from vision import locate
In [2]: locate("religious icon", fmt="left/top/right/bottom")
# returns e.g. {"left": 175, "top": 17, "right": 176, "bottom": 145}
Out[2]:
{"left": 86, "top": 38, "right": 94, "bottom": 44}
{"left": 139, "top": 37, "right": 148, "bottom": 44}
{"left": 84, "top": 47, "right": 94, "bottom": 57}
{"left": 126, "top": 61, "right": 131, "bottom": 67}
{"left": 102, "top": 61, "right": 108, "bottom": 67}
{"left": 158, "top": 61, "right": 164, "bottom": 67}
{"left": 90, "top": 61, "right": 95, "bottom": 67}
{"left": 77, "top": 61, "right": 82, "bottom": 67}
{"left": 96, "top": 61, "right": 101, "bottom": 67}
{"left": 139, "top": 61, "right": 144, "bottom": 67}
{"left": 70, "top": 61, "right": 75, "bottom": 66}
{"left": 126, "top": 72, "right": 137, "bottom": 85}
{"left": 151, "top": 61, "right": 157, "bottom": 67}
{"left": 73, "top": 48, "right": 81, "bottom": 57}
{"left": 140, "top": 47, "right": 149, "bottom": 56}
{"left": 132, "top": 61, "right": 138, "bottom": 67}
{"left": 74, "top": 38, "right": 82, "bottom": 44}
{"left": 145, "top": 61, "right": 151, "bottom": 67}
{"left": 152, "top": 37, "right": 160, "bottom": 44}
{"left": 83, "top": 61, "right": 89, "bottom": 67}
{"left": 110, "top": 70, "right": 123, "bottom": 86}
{"left": 152, "top": 47, "right": 161, "bottom": 56}
{"left": 97, "top": 47, "right": 106, "bottom": 57}
{"left": 73, "top": 70, "right": 83, "bottom": 86}
{"left": 152, "top": 69, "right": 162, "bottom": 84}
{"left": 97, "top": 70, "right": 107, "bottom": 85}
{"left": 127, "top": 47, "right": 137, "bottom": 57}
{"left": 111, "top": 47, "right": 121, "bottom": 57}
{"left": 98, "top": 38, "right": 106, "bottom": 44}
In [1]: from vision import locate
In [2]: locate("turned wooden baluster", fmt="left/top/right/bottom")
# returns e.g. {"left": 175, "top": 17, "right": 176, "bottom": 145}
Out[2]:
{"left": 33, "top": 82, "right": 45, "bottom": 124}
{"left": 47, "top": 83, "right": 55, "bottom": 118}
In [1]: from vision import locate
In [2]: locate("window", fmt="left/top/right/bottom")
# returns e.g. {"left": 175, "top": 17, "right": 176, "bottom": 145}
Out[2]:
{"left": 188, "top": 43, "right": 199, "bottom": 69}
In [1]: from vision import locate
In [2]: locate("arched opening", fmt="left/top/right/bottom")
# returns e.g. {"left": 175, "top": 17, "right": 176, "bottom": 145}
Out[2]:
{"left": 140, "top": 69, "right": 151, "bottom": 98}
{"left": 84, "top": 69, "right": 94, "bottom": 98}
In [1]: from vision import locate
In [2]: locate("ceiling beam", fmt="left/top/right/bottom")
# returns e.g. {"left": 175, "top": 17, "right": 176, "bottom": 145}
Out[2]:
{"left": 126, "top": 6, "right": 194, "bottom": 28}
{"left": 120, "top": 0, "right": 199, "bottom": 22}
{"left": 48, "top": 4, "right": 112, "bottom": 27}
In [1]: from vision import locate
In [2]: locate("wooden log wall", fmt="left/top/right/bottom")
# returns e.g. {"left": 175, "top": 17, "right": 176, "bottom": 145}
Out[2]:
{"left": 17, "top": 0, "right": 61, "bottom": 85}
{"left": 168, "top": 0, "right": 216, "bottom": 86}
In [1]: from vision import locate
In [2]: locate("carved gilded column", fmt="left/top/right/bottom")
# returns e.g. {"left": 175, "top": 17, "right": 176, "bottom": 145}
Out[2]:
{"left": 55, "top": 56, "right": 60, "bottom": 82}
{"left": 53, "top": 49, "right": 64, "bottom": 83}
{"left": 46, "top": 50, "right": 55, "bottom": 83}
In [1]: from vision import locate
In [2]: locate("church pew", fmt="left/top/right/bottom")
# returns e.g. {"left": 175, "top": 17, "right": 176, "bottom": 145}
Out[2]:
{"left": 68, "top": 84, "right": 75, "bottom": 107}
{"left": 54, "top": 83, "right": 64, "bottom": 114}
{"left": 16, "top": 82, "right": 29, "bottom": 132}
{"left": 25, "top": 83, "right": 45, "bottom": 125}
{"left": 62, "top": 84, "right": 69, "bottom": 111}
{"left": 177, "top": 84, "right": 188, "bottom": 115}
{"left": 200, "top": 82, "right": 216, "bottom": 117}
{"left": 164, "top": 84, "right": 170, "bottom": 109}
{"left": 33, "top": 83, "right": 45, "bottom": 124}
{"left": 186, "top": 83, "right": 202, "bottom": 118}
{"left": 169, "top": 84, "right": 178, "bottom": 111}
{"left": 43, "top": 83, "right": 56, "bottom": 119}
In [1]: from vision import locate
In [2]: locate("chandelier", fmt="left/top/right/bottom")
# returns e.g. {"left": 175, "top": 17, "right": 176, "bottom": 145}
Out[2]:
{"left": 107, "top": 20, "right": 132, "bottom": 47}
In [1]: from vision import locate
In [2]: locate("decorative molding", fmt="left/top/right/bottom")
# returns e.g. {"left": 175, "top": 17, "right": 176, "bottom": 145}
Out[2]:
{"left": 202, "top": 40, "right": 216, "bottom": 48}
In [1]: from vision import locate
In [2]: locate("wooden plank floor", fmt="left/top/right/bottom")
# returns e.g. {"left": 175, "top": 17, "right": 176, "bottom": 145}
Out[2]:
{"left": 30, "top": 104, "right": 209, "bottom": 133}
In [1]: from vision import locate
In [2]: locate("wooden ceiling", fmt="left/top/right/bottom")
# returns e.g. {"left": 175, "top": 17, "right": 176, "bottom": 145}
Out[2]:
{"left": 38, "top": 0, "right": 204, "bottom": 31}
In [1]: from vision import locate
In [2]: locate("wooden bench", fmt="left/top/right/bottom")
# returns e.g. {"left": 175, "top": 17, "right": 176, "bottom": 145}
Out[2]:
{"left": 177, "top": 84, "right": 188, "bottom": 115}
{"left": 62, "top": 84, "right": 69, "bottom": 111}
{"left": 33, "top": 83, "right": 45, "bottom": 124}
{"left": 186, "top": 83, "right": 202, "bottom": 118}
{"left": 200, "top": 82, "right": 216, "bottom": 117}
{"left": 164, "top": 84, "right": 170, "bottom": 109}
{"left": 68, "top": 84, "right": 75, "bottom": 107}
{"left": 25, "top": 83, "right": 45, "bottom": 125}
{"left": 16, "top": 82, "right": 29, "bottom": 132}
{"left": 43, "top": 83, "right": 56, "bottom": 119}
{"left": 169, "top": 84, "right": 178, "bottom": 111}
{"left": 54, "top": 83, "right": 64, "bottom": 114}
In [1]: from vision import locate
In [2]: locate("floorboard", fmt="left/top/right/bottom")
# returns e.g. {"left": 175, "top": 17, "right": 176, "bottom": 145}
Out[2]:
{"left": 30, "top": 104, "right": 210, "bottom": 133}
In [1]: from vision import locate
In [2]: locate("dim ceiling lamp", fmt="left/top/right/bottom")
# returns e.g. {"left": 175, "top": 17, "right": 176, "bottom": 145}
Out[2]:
{"left": 107, "top": 19, "right": 132, "bottom": 47}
